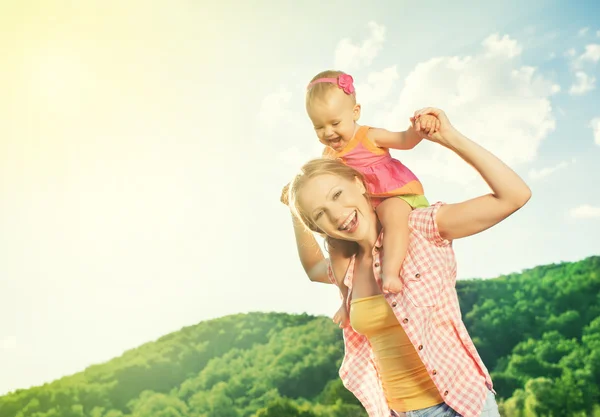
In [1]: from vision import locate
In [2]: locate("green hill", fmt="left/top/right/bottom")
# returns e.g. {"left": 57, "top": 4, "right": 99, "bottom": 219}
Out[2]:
{"left": 1, "top": 256, "right": 599, "bottom": 417}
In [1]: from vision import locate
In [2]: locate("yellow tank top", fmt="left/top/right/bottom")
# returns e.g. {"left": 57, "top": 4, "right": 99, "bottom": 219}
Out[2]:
{"left": 350, "top": 294, "right": 443, "bottom": 412}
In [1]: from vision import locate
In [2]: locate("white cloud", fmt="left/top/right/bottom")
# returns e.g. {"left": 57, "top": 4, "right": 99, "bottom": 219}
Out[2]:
{"left": 570, "top": 204, "right": 600, "bottom": 219}
{"left": 334, "top": 21, "right": 386, "bottom": 71}
{"left": 529, "top": 159, "right": 574, "bottom": 181}
{"left": 597, "top": 30, "right": 600, "bottom": 37}
{"left": 572, "top": 44, "right": 600, "bottom": 69}
{"left": 257, "top": 83, "right": 321, "bottom": 170}
{"left": 578, "top": 27, "right": 590, "bottom": 37}
{"left": 590, "top": 117, "right": 600, "bottom": 146}
{"left": 483, "top": 33, "right": 523, "bottom": 58}
{"left": 383, "top": 34, "right": 556, "bottom": 184}
{"left": 579, "top": 44, "right": 600, "bottom": 63}
{"left": 569, "top": 71, "right": 596, "bottom": 95}
{"left": 356, "top": 66, "right": 399, "bottom": 105}
{"left": 565, "top": 48, "right": 577, "bottom": 57}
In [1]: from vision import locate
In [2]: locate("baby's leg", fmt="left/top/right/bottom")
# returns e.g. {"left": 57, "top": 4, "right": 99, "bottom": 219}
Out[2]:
{"left": 376, "top": 197, "right": 412, "bottom": 294}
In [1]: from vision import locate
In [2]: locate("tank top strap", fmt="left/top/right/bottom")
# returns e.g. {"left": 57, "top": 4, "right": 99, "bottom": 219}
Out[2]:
{"left": 337, "top": 125, "right": 374, "bottom": 157}
{"left": 354, "top": 125, "right": 387, "bottom": 155}
{"left": 354, "top": 125, "right": 371, "bottom": 144}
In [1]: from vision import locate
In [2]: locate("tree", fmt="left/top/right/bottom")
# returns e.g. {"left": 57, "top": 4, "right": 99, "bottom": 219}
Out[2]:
{"left": 128, "top": 391, "right": 189, "bottom": 417}
{"left": 255, "top": 398, "right": 317, "bottom": 417}
{"left": 188, "top": 382, "right": 239, "bottom": 417}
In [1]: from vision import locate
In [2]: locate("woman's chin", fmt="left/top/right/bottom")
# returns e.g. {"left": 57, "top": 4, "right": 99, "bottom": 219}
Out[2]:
{"left": 330, "top": 231, "right": 359, "bottom": 243}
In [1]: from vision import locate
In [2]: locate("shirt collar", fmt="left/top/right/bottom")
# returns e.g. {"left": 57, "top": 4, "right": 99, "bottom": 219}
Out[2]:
{"left": 374, "top": 230, "right": 384, "bottom": 251}
{"left": 346, "top": 230, "right": 385, "bottom": 291}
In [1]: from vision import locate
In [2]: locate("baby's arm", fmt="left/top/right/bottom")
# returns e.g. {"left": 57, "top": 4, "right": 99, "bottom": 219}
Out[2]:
{"left": 370, "top": 114, "right": 440, "bottom": 150}
{"left": 376, "top": 197, "right": 412, "bottom": 294}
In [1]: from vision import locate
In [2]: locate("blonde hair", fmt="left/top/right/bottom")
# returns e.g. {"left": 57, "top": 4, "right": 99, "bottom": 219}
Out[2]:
{"left": 305, "top": 70, "right": 357, "bottom": 110}
{"left": 288, "top": 158, "right": 365, "bottom": 257}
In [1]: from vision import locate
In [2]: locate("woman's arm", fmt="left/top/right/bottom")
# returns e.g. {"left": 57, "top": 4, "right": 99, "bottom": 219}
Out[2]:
{"left": 289, "top": 214, "right": 332, "bottom": 284}
{"left": 413, "top": 108, "right": 532, "bottom": 241}
{"left": 281, "top": 184, "right": 333, "bottom": 284}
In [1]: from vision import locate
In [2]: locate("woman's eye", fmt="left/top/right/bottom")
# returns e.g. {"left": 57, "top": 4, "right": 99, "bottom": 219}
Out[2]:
{"left": 315, "top": 212, "right": 323, "bottom": 220}
{"left": 333, "top": 190, "right": 342, "bottom": 199}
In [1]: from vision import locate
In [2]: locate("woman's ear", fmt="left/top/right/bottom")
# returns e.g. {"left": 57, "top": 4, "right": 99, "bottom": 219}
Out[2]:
{"left": 354, "top": 176, "right": 366, "bottom": 194}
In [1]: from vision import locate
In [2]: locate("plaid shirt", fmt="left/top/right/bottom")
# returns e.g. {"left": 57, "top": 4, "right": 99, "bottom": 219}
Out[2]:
{"left": 328, "top": 202, "right": 493, "bottom": 417}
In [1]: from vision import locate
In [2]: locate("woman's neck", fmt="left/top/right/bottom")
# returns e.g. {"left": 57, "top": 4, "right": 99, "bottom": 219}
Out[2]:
{"left": 355, "top": 217, "right": 381, "bottom": 255}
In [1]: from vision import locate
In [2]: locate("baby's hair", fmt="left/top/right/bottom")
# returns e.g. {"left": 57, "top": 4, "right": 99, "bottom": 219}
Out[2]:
{"left": 288, "top": 157, "right": 362, "bottom": 258}
{"left": 306, "top": 70, "right": 357, "bottom": 109}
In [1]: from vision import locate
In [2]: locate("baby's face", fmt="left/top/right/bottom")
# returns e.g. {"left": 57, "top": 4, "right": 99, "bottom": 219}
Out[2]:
{"left": 307, "top": 89, "right": 360, "bottom": 151}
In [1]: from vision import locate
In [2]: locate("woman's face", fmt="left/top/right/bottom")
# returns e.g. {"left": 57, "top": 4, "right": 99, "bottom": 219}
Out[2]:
{"left": 297, "top": 173, "right": 376, "bottom": 243}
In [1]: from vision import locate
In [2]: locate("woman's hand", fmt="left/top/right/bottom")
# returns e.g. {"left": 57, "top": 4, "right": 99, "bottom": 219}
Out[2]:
{"left": 280, "top": 183, "right": 290, "bottom": 206}
{"left": 411, "top": 107, "right": 459, "bottom": 148}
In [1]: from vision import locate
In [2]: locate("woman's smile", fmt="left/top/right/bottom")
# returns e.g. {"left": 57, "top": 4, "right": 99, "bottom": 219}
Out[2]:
{"left": 338, "top": 210, "right": 358, "bottom": 233}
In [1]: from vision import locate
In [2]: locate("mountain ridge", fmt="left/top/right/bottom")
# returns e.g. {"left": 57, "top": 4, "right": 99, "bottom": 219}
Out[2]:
{"left": 1, "top": 255, "right": 599, "bottom": 417}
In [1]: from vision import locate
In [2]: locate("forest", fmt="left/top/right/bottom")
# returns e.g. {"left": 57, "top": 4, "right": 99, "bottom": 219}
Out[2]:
{"left": 1, "top": 256, "right": 599, "bottom": 417}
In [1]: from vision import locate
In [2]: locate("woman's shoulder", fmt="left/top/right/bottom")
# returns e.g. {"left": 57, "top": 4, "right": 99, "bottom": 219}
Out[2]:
{"left": 409, "top": 202, "right": 451, "bottom": 247}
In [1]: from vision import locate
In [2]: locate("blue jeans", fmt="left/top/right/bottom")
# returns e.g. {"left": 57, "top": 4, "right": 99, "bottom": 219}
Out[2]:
{"left": 391, "top": 391, "right": 500, "bottom": 417}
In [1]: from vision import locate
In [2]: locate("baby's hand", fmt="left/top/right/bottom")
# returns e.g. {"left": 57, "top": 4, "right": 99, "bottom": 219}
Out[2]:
{"left": 382, "top": 274, "right": 404, "bottom": 294}
{"left": 412, "top": 107, "right": 457, "bottom": 145}
{"left": 410, "top": 114, "right": 440, "bottom": 137}
{"left": 333, "top": 304, "right": 350, "bottom": 329}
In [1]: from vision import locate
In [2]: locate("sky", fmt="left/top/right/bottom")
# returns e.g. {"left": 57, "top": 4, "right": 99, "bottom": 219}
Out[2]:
{"left": 1, "top": 0, "right": 599, "bottom": 396}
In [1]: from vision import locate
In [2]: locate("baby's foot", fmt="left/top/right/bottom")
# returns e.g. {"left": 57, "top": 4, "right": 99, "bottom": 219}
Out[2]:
{"left": 382, "top": 274, "right": 404, "bottom": 294}
{"left": 333, "top": 305, "right": 349, "bottom": 328}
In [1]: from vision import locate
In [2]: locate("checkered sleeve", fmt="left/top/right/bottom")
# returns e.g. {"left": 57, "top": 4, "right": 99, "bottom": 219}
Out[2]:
{"left": 326, "top": 258, "right": 337, "bottom": 284}
{"left": 326, "top": 259, "right": 346, "bottom": 302}
{"left": 410, "top": 201, "right": 451, "bottom": 247}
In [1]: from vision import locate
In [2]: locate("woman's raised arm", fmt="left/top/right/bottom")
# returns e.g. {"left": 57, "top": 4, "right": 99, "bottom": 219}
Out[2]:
{"left": 289, "top": 214, "right": 333, "bottom": 284}
{"left": 413, "top": 108, "right": 532, "bottom": 241}
{"left": 281, "top": 184, "right": 333, "bottom": 284}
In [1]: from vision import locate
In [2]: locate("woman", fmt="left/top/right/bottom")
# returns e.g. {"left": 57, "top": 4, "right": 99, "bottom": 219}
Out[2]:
{"left": 281, "top": 108, "right": 531, "bottom": 417}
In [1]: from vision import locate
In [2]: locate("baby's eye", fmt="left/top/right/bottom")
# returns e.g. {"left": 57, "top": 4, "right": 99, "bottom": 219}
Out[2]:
{"left": 333, "top": 190, "right": 342, "bottom": 199}
{"left": 332, "top": 122, "right": 340, "bottom": 126}
{"left": 314, "top": 126, "right": 323, "bottom": 131}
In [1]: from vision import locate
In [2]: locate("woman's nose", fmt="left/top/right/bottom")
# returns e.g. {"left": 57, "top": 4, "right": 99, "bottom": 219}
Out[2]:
{"left": 329, "top": 208, "right": 345, "bottom": 225}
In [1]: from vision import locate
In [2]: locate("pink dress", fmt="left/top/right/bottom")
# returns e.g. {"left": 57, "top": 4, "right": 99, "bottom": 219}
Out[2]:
{"left": 323, "top": 126, "right": 425, "bottom": 206}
